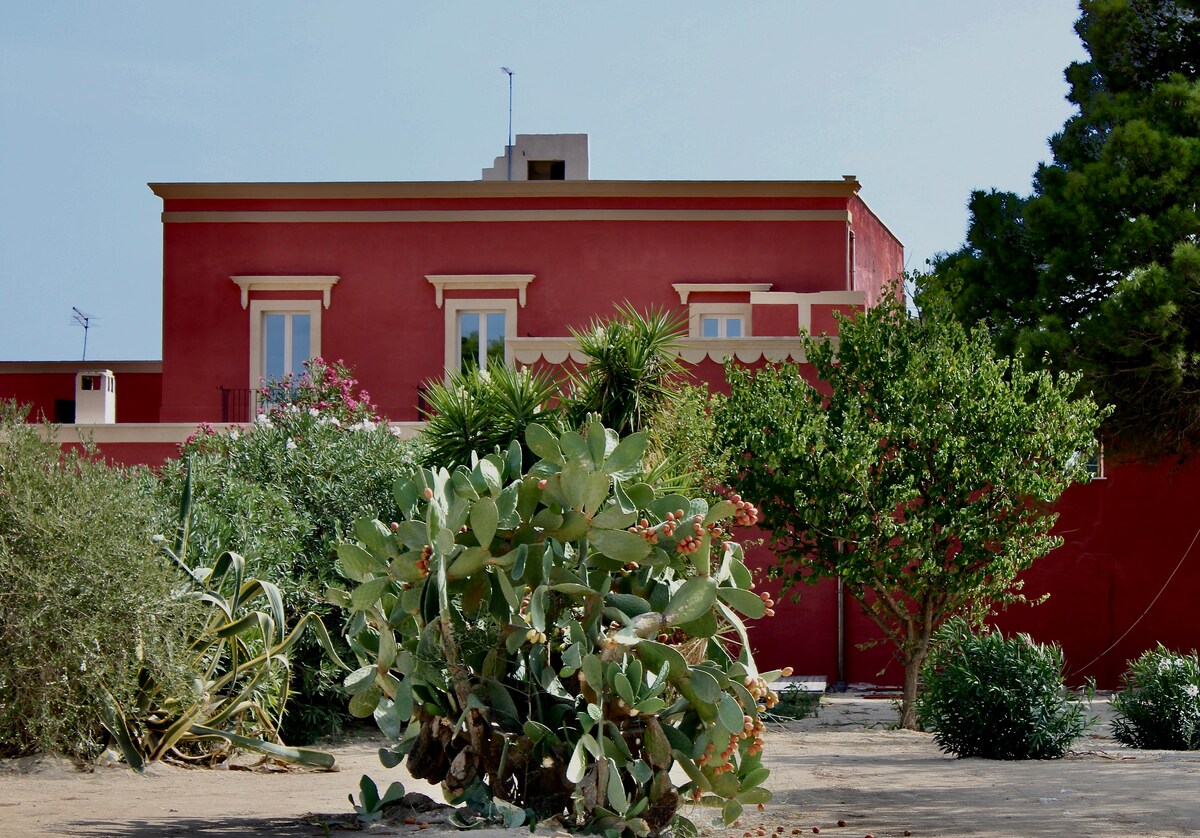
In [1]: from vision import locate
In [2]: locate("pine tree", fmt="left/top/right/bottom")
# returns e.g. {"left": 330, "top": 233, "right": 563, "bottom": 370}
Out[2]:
{"left": 920, "top": 0, "right": 1200, "bottom": 459}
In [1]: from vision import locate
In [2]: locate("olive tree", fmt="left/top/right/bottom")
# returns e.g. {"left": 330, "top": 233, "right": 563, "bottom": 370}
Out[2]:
{"left": 714, "top": 292, "right": 1107, "bottom": 729}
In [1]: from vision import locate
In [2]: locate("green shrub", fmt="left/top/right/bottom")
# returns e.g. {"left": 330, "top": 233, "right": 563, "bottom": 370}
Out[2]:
{"left": 331, "top": 420, "right": 788, "bottom": 834}
{"left": 164, "top": 359, "right": 423, "bottom": 743}
{"left": 916, "top": 619, "right": 1093, "bottom": 759}
{"left": 643, "top": 384, "right": 734, "bottom": 496}
{"left": 0, "top": 401, "right": 196, "bottom": 759}
{"left": 1111, "top": 645, "right": 1200, "bottom": 750}
{"left": 768, "top": 684, "right": 821, "bottom": 721}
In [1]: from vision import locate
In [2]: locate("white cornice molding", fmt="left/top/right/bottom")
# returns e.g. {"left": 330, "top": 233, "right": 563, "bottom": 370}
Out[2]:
{"left": 426, "top": 274, "right": 535, "bottom": 308}
{"left": 230, "top": 275, "right": 340, "bottom": 309}
{"left": 150, "top": 180, "right": 861, "bottom": 200}
{"left": 672, "top": 283, "right": 773, "bottom": 305}
{"left": 166, "top": 210, "right": 853, "bottom": 225}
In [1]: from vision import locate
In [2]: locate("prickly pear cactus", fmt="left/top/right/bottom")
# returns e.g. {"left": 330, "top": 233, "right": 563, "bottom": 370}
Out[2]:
{"left": 328, "top": 419, "right": 788, "bottom": 836}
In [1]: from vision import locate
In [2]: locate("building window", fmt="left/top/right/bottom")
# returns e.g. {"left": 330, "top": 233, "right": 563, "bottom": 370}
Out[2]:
{"left": 688, "top": 303, "right": 752, "bottom": 338}
{"left": 700, "top": 314, "right": 744, "bottom": 338}
{"left": 443, "top": 298, "right": 517, "bottom": 377}
{"left": 1086, "top": 442, "right": 1106, "bottom": 480}
{"left": 528, "top": 160, "right": 565, "bottom": 180}
{"left": 248, "top": 300, "right": 323, "bottom": 390}
{"left": 458, "top": 310, "right": 507, "bottom": 372}
{"left": 54, "top": 399, "right": 75, "bottom": 423}
{"left": 263, "top": 312, "right": 311, "bottom": 381}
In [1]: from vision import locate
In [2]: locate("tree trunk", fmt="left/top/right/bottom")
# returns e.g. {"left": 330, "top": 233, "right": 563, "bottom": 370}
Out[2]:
{"left": 899, "top": 653, "right": 925, "bottom": 730}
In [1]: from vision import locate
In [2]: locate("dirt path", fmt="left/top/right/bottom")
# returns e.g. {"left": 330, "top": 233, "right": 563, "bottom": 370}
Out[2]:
{"left": 2, "top": 696, "right": 1198, "bottom": 837}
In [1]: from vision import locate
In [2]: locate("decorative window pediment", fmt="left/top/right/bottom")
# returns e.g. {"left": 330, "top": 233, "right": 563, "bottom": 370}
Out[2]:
{"left": 426, "top": 274, "right": 535, "bottom": 308}
{"left": 672, "top": 282, "right": 772, "bottom": 305}
{"left": 231, "top": 275, "right": 340, "bottom": 309}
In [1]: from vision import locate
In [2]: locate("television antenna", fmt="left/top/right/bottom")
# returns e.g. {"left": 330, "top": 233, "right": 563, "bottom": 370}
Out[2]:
{"left": 501, "top": 67, "right": 514, "bottom": 180}
{"left": 71, "top": 307, "right": 94, "bottom": 361}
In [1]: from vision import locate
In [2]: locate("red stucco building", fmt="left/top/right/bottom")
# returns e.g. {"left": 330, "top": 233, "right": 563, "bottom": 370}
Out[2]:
{"left": 3, "top": 137, "right": 1194, "bottom": 689}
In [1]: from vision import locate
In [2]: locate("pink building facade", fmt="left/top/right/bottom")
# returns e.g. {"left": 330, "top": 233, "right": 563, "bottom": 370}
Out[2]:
{"left": 3, "top": 148, "right": 1194, "bottom": 689}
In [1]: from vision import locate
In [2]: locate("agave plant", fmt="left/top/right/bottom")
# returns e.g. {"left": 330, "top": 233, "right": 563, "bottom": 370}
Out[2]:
{"left": 99, "top": 461, "right": 342, "bottom": 772}
{"left": 330, "top": 419, "right": 786, "bottom": 835}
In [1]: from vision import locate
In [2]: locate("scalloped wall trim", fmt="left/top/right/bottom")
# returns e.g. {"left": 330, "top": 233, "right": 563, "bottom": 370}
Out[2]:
{"left": 508, "top": 337, "right": 834, "bottom": 366}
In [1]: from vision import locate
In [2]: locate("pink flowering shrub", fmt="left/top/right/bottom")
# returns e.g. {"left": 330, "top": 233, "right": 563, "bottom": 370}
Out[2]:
{"left": 258, "top": 358, "right": 379, "bottom": 428}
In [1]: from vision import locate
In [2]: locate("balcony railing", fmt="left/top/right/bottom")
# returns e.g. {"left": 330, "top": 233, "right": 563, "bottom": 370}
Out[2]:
{"left": 218, "top": 387, "right": 258, "bottom": 423}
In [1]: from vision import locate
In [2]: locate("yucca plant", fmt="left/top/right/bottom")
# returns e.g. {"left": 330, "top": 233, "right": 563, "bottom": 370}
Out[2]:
{"left": 420, "top": 362, "right": 564, "bottom": 470}
{"left": 330, "top": 419, "right": 786, "bottom": 835}
{"left": 566, "top": 304, "right": 687, "bottom": 436}
{"left": 99, "top": 462, "right": 343, "bottom": 772}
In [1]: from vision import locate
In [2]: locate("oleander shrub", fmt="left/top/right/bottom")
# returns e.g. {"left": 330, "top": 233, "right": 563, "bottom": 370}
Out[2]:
{"left": 162, "top": 358, "right": 424, "bottom": 743}
{"left": 1111, "top": 646, "right": 1200, "bottom": 750}
{"left": 916, "top": 619, "right": 1093, "bottom": 759}
{"left": 0, "top": 401, "right": 196, "bottom": 759}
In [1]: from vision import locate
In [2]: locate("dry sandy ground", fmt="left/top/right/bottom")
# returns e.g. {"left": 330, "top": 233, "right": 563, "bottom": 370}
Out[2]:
{"left": 2, "top": 695, "right": 1198, "bottom": 838}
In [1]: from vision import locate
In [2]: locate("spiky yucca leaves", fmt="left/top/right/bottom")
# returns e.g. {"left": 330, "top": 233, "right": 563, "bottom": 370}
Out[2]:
{"left": 331, "top": 420, "right": 785, "bottom": 836}
{"left": 567, "top": 305, "right": 687, "bottom": 437}
{"left": 420, "top": 362, "right": 564, "bottom": 470}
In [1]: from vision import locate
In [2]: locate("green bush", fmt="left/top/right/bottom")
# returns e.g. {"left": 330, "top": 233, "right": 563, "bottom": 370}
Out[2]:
{"left": 1111, "top": 645, "right": 1200, "bottom": 750}
{"left": 916, "top": 619, "right": 1093, "bottom": 759}
{"left": 767, "top": 684, "right": 821, "bottom": 722}
{"left": 0, "top": 401, "right": 196, "bottom": 759}
{"left": 643, "top": 384, "right": 734, "bottom": 496}
{"left": 164, "top": 359, "right": 423, "bottom": 743}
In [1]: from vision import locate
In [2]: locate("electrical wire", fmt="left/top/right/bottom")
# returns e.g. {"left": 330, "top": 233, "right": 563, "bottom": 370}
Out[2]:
{"left": 1067, "top": 523, "right": 1200, "bottom": 679}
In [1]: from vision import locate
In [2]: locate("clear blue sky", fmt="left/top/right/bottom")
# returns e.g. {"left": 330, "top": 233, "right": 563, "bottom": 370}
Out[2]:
{"left": 0, "top": 1, "right": 1086, "bottom": 361}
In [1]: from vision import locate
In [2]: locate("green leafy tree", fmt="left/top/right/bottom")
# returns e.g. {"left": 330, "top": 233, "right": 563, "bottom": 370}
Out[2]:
{"left": 0, "top": 402, "right": 196, "bottom": 759}
{"left": 919, "top": 0, "right": 1200, "bottom": 459}
{"left": 714, "top": 294, "right": 1106, "bottom": 729}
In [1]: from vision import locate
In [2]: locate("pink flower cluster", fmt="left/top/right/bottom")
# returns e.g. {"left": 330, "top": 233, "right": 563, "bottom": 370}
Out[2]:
{"left": 180, "top": 359, "right": 385, "bottom": 456}
{"left": 256, "top": 357, "right": 380, "bottom": 427}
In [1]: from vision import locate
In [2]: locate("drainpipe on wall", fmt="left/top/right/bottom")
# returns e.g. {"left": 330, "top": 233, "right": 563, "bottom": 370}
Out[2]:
{"left": 835, "top": 539, "right": 847, "bottom": 692}
{"left": 848, "top": 231, "right": 857, "bottom": 292}
{"left": 836, "top": 575, "right": 847, "bottom": 692}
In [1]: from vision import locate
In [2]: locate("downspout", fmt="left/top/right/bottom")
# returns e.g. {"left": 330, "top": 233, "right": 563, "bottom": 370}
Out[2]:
{"left": 836, "top": 541, "right": 846, "bottom": 692}
{"left": 848, "top": 230, "right": 857, "bottom": 292}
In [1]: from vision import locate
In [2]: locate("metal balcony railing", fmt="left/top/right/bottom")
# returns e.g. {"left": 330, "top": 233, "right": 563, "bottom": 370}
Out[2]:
{"left": 218, "top": 387, "right": 257, "bottom": 423}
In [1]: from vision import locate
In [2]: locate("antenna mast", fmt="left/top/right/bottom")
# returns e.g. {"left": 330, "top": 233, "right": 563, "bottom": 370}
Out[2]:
{"left": 72, "top": 307, "right": 92, "bottom": 361}
{"left": 501, "top": 67, "right": 514, "bottom": 180}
